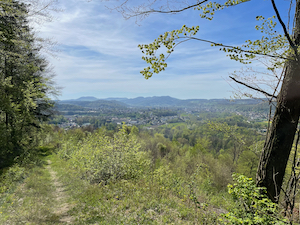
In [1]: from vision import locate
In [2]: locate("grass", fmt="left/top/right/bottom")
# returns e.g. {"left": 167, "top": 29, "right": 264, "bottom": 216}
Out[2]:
{"left": 50, "top": 153, "right": 221, "bottom": 224}
{"left": 0, "top": 141, "right": 229, "bottom": 224}
{"left": 0, "top": 141, "right": 237, "bottom": 224}
{"left": 0, "top": 148, "right": 292, "bottom": 224}
{"left": 0, "top": 161, "right": 60, "bottom": 224}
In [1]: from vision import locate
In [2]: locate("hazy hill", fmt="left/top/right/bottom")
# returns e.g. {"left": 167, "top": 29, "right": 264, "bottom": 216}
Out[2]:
{"left": 118, "top": 96, "right": 186, "bottom": 107}
{"left": 76, "top": 96, "right": 99, "bottom": 101}
{"left": 55, "top": 96, "right": 271, "bottom": 114}
{"left": 62, "top": 96, "right": 99, "bottom": 102}
{"left": 54, "top": 104, "right": 88, "bottom": 112}
{"left": 57, "top": 99, "right": 128, "bottom": 109}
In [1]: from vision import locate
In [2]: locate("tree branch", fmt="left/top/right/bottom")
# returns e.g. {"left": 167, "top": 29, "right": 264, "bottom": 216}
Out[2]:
{"left": 271, "top": 0, "right": 298, "bottom": 58}
{"left": 182, "top": 37, "right": 288, "bottom": 59}
{"left": 229, "top": 76, "right": 277, "bottom": 98}
{"left": 129, "top": 0, "right": 251, "bottom": 16}
{"left": 269, "top": 66, "right": 284, "bottom": 103}
{"left": 110, "top": 0, "right": 210, "bottom": 19}
{"left": 28, "top": 1, "right": 52, "bottom": 16}
{"left": 287, "top": 0, "right": 293, "bottom": 31}
{"left": 143, "top": 0, "right": 209, "bottom": 14}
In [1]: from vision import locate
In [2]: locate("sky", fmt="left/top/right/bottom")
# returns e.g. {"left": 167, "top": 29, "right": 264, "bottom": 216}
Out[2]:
{"left": 37, "top": 0, "right": 291, "bottom": 100}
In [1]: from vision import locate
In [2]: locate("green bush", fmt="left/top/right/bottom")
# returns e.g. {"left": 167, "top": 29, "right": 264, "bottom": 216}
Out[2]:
{"left": 220, "top": 174, "right": 287, "bottom": 225}
{"left": 59, "top": 125, "right": 150, "bottom": 184}
{"left": 0, "top": 164, "right": 26, "bottom": 194}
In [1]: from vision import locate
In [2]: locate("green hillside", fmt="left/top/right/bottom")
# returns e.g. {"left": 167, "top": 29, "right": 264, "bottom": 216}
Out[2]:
{"left": 0, "top": 116, "right": 292, "bottom": 224}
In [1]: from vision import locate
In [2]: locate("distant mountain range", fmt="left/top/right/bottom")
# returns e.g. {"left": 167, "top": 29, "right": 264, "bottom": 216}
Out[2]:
{"left": 61, "top": 96, "right": 100, "bottom": 102}
{"left": 57, "top": 96, "right": 265, "bottom": 108}
{"left": 56, "top": 99, "right": 127, "bottom": 109}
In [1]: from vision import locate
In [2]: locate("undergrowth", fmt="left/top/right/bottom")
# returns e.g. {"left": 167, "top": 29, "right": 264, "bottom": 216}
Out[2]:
{"left": 0, "top": 162, "right": 59, "bottom": 224}
{"left": 51, "top": 153, "right": 220, "bottom": 224}
{"left": 0, "top": 125, "right": 292, "bottom": 224}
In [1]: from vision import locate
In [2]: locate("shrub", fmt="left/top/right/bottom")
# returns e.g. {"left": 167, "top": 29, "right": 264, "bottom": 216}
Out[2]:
{"left": 60, "top": 125, "right": 150, "bottom": 184}
{"left": 0, "top": 164, "right": 26, "bottom": 194}
{"left": 220, "top": 174, "right": 287, "bottom": 225}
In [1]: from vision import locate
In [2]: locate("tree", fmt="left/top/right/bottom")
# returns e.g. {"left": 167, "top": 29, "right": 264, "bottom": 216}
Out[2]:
{"left": 101, "top": 0, "right": 300, "bottom": 203}
{"left": 208, "top": 121, "right": 247, "bottom": 165}
{"left": 0, "top": 0, "right": 56, "bottom": 168}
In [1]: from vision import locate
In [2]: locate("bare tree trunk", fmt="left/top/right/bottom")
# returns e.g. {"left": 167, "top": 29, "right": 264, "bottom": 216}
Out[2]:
{"left": 257, "top": 61, "right": 300, "bottom": 202}
{"left": 256, "top": 0, "right": 300, "bottom": 203}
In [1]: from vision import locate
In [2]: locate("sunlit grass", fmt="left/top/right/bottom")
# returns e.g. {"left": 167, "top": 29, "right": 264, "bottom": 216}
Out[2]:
{"left": 50, "top": 153, "right": 221, "bottom": 224}
{"left": 0, "top": 160, "right": 59, "bottom": 224}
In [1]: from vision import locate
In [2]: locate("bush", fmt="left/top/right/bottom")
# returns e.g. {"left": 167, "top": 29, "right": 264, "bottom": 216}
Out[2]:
{"left": 59, "top": 125, "right": 150, "bottom": 184}
{"left": 220, "top": 174, "right": 287, "bottom": 225}
{"left": 0, "top": 164, "right": 26, "bottom": 194}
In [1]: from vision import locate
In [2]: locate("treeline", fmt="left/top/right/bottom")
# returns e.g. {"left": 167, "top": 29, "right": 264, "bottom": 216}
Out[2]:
{"left": 0, "top": 1, "right": 55, "bottom": 168}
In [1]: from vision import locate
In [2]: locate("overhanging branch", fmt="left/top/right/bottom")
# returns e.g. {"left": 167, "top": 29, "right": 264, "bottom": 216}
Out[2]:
{"left": 114, "top": 0, "right": 210, "bottom": 19}
{"left": 144, "top": 0, "right": 209, "bottom": 14}
{"left": 130, "top": 0, "right": 251, "bottom": 16}
{"left": 229, "top": 76, "right": 277, "bottom": 98}
{"left": 181, "top": 37, "right": 287, "bottom": 60}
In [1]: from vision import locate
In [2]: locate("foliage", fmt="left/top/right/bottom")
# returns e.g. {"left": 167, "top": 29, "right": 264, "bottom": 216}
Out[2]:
{"left": 0, "top": 0, "right": 55, "bottom": 168}
{"left": 48, "top": 153, "right": 220, "bottom": 224}
{"left": 137, "top": 1, "right": 287, "bottom": 78}
{"left": 59, "top": 125, "right": 151, "bottom": 184}
{"left": 0, "top": 115, "right": 274, "bottom": 224}
{"left": 221, "top": 174, "right": 287, "bottom": 224}
{"left": 0, "top": 164, "right": 26, "bottom": 195}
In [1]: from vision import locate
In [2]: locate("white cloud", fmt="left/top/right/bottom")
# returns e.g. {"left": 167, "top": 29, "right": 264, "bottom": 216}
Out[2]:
{"left": 37, "top": 0, "right": 282, "bottom": 100}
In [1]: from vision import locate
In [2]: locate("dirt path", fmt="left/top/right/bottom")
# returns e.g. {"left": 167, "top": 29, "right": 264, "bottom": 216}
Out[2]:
{"left": 46, "top": 160, "right": 74, "bottom": 224}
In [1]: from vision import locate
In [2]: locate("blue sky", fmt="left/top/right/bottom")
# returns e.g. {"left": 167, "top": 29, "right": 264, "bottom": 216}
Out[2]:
{"left": 39, "top": 0, "right": 291, "bottom": 100}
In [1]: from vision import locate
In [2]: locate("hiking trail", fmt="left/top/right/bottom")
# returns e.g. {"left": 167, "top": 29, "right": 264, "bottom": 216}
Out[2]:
{"left": 46, "top": 160, "right": 74, "bottom": 224}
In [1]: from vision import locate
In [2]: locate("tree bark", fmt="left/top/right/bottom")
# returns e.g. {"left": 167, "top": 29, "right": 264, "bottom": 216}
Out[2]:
{"left": 257, "top": 60, "right": 300, "bottom": 202}
{"left": 256, "top": 1, "right": 300, "bottom": 203}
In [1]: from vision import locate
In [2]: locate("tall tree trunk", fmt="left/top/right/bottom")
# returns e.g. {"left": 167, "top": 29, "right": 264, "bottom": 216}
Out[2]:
{"left": 256, "top": 1, "right": 300, "bottom": 203}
